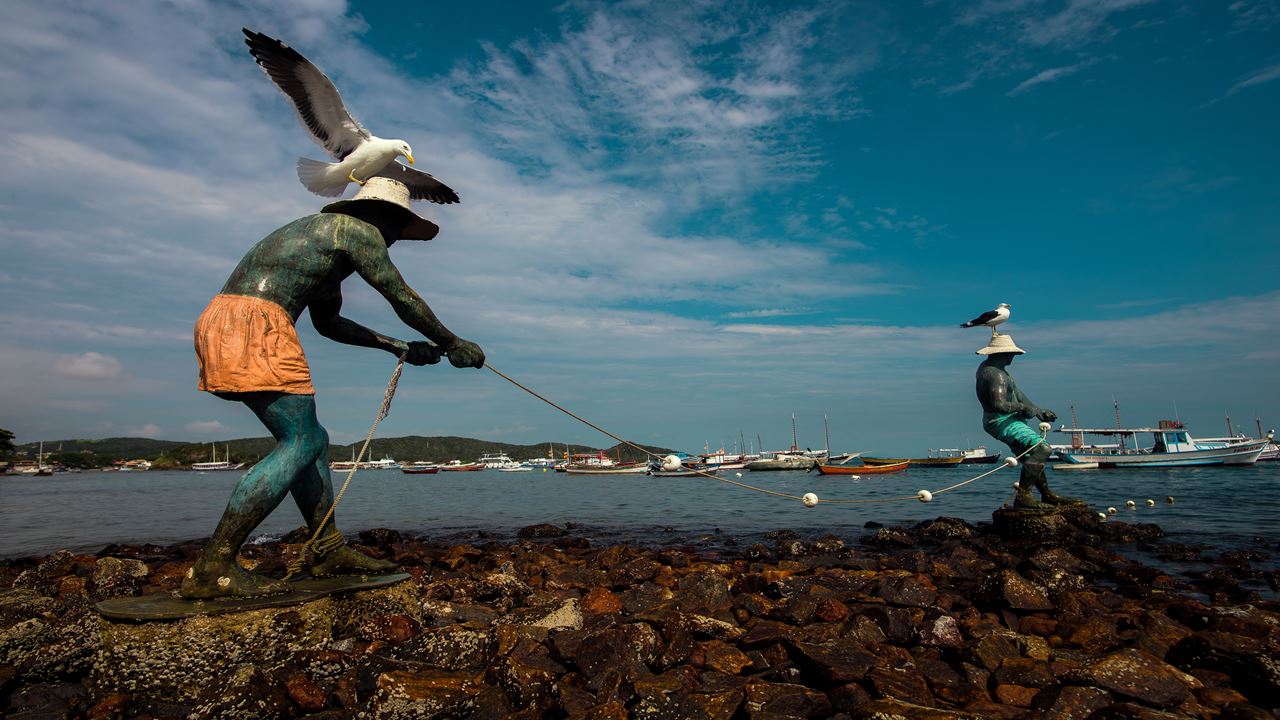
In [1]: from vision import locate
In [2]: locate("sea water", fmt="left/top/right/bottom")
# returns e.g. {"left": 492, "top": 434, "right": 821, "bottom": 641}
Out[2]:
{"left": 2, "top": 465, "right": 1277, "bottom": 561}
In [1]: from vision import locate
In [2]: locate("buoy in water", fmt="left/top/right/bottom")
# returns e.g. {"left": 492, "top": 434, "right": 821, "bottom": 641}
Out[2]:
{"left": 1125, "top": 500, "right": 1136, "bottom": 509}
{"left": 1107, "top": 506, "right": 1117, "bottom": 515}
{"left": 1146, "top": 499, "right": 1155, "bottom": 507}
{"left": 1039, "top": 421, "right": 1051, "bottom": 434}
{"left": 802, "top": 492, "right": 819, "bottom": 508}
{"left": 1097, "top": 512, "right": 1107, "bottom": 521}
{"left": 1166, "top": 496, "right": 1175, "bottom": 504}
{"left": 1004, "top": 456, "right": 1019, "bottom": 468}
{"left": 735, "top": 472, "right": 742, "bottom": 477}
{"left": 661, "top": 455, "right": 682, "bottom": 471}
{"left": 917, "top": 489, "right": 933, "bottom": 502}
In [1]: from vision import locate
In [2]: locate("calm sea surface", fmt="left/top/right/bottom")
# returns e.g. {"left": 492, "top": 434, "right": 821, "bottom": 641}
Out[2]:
{"left": 2, "top": 465, "right": 1278, "bottom": 561}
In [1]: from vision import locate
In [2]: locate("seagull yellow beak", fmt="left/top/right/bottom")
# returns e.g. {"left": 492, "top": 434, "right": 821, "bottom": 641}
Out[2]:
{"left": 405, "top": 153, "right": 415, "bottom": 165}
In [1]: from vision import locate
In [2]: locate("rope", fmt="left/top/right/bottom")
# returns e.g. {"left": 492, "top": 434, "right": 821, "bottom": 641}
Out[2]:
{"left": 283, "top": 351, "right": 407, "bottom": 580}
{"left": 485, "top": 360, "right": 1046, "bottom": 508}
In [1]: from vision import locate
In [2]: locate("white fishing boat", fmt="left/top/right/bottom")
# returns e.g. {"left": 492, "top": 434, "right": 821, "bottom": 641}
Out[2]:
{"left": 1055, "top": 421, "right": 1270, "bottom": 467}
{"left": 478, "top": 453, "right": 522, "bottom": 470}
{"left": 192, "top": 443, "right": 244, "bottom": 471}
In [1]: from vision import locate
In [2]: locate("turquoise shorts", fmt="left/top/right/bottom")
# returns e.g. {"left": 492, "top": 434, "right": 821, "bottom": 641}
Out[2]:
{"left": 982, "top": 412, "right": 1044, "bottom": 455}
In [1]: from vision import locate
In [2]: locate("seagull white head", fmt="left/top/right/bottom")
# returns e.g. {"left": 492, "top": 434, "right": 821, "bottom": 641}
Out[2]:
{"left": 998, "top": 303, "right": 1010, "bottom": 310}
{"left": 396, "top": 141, "right": 414, "bottom": 165}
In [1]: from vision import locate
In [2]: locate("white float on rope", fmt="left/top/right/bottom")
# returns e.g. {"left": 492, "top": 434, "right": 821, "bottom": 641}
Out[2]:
{"left": 1107, "top": 506, "right": 1117, "bottom": 515}
{"left": 802, "top": 492, "right": 819, "bottom": 508}
{"left": 1146, "top": 499, "right": 1155, "bottom": 507}
{"left": 661, "top": 455, "right": 682, "bottom": 471}
{"left": 1004, "top": 456, "right": 1019, "bottom": 468}
{"left": 917, "top": 489, "right": 933, "bottom": 502}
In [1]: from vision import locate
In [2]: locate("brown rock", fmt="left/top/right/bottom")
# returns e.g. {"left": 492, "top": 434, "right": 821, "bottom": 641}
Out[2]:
{"left": 582, "top": 700, "right": 628, "bottom": 719}
{"left": 993, "top": 569, "right": 1054, "bottom": 612}
{"left": 1132, "top": 613, "right": 1191, "bottom": 659}
{"left": 572, "top": 623, "right": 661, "bottom": 684}
{"left": 285, "top": 672, "right": 327, "bottom": 712}
{"left": 917, "top": 656, "right": 984, "bottom": 707}
{"left": 742, "top": 680, "right": 832, "bottom": 719}
{"left": 190, "top": 663, "right": 292, "bottom": 719}
{"left": 1067, "top": 616, "right": 1119, "bottom": 654}
{"left": 994, "top": 683, "right": 1038, "bottom": 707}
{"left": 994, "top": 657, "right": 1055, "bottom": 688}
{"left": 920, "top": 613, "right": 964, "bottom": 648}
{"left": 582, "top": 587, "right": 623, "bottom": 615}
{"left": 694, "top": 640, "right": 753, "bottom": 675}
{"left": 86, "top": 693, "right": 128, "bottom": 720}
{"left": 849, "top": 698, "right": 973, "bottom": 719}
{"left": 975, "top": 632, "right": 1022, "bottom": 672}
{"left": 691, "top": 690, "right": 742, "bottom": 720}
{"left": 791, "top": 640, "right": 876, "bottom": 685}
{"left": 1018, "top": 615, "right": 1058, "bottom": 637}
{"left": 518, "top": 523, "right": 568, "bottom": 538}
{"left": 740, "top": 619, "right": 798, "bottom": 648}
{"left": 1036, "top": 685, "right": 1113, "bottom": 720}
{"left": 1168, "top": 630, "right": 1278, "bottom": 706}
{"left": 815, "top": 597, "right": 850, "bottom": 623}
{"left": 360, "top": 613, "right": 421, "bottom": 644}
{"left": 367, "top": 669, "right": 486, "bottom": 719}
{"left": 867, "top": 665, "right": 935, "bottom": 706}
{"left": 387, "top": 624, "right": 491, "bottom": 669}
{"left": 1196, "top": 685, "right": 1248, "bottom": 708}
{"left": 830, "top": 682, "right": 873, "bottom": 714}
{"left": 91, "top": 557, "right": 149, "bottom": 599}
{"left": 57, "top": 575, "right": 87, "bottom": 600}
{"left": 497, "top": 647, "right": 566, "bottom": 708}
{"left": 1083, "top": 648, "right": 1196, "bottom": 708}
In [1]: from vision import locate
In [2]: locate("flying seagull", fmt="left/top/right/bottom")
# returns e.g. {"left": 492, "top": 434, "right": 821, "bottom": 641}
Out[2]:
{"left": 242, "top": 28, "right": 459, "bottom": 204}
{"left": 960, "top": 303, "right": 1010, "bottom": 335}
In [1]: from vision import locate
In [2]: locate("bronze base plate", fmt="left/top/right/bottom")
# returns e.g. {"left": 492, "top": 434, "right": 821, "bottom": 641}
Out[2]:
{"left": 95, "top": 572, "right": 410, "bottom": 622}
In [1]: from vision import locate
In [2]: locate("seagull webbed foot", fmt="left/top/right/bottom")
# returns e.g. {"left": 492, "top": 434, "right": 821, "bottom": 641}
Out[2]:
{"left": 347, "top": 171, "right": 366, "bottom": 186}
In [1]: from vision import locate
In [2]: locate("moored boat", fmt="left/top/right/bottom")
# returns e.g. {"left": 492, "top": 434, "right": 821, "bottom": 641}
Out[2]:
{"left": 563, "top": 463, "right": 649, "bottom": 475}
{"left": 929, "top": 446, "right": 1000, "bottom": 464}
{"left": 863, "top": 456, "right": 963, "bottom": 468}
{"left": 815, "top": 460, "right": 907, "bottom": 475}
{"left": 1055, "top": 420, "right": 1270, "bottom": 467}
{"left": 744, "top": 451, "right": 816, "bottom": 471}
{"left": 192, "top": 443, "right": 244, "bottom": 471}
{"left": 401, "top": 461, "right": 439, "bottom": 474}
{"left": 438, "top": 460, "right": 485, "bottom": 471}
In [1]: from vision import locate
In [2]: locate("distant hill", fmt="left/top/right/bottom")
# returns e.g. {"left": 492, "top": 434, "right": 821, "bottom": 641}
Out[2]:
{"left": 15, "top": 436, "right": 679, "bottom": 467}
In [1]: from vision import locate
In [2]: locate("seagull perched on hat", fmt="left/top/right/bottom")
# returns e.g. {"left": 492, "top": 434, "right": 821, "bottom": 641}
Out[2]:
{"left": 960, "top": 303, "right": 1010, "bottom": 336}
{"left": 242, "top": 29, "right": 459, "bottom": 204}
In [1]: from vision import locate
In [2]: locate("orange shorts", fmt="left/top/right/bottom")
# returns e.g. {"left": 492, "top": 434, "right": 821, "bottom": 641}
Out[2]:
{"left": 194, "top": 294, "right": 315, "bottom": 395}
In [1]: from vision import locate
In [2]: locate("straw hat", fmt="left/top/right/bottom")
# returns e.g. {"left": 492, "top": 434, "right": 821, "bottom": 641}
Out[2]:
{"left": 321, "top": 177, "right": 440, "bottom": 241}
{"left": 976, "top": 333, "right": 1025, "bottom": 355}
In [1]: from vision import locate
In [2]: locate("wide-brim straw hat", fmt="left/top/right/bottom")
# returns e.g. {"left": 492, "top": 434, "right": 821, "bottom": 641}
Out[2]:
{"left": 976, "top": 333, "right": 1025, "bottom": 355}
{"left": 321, "top": 177, "right": 440, "bottom": 241}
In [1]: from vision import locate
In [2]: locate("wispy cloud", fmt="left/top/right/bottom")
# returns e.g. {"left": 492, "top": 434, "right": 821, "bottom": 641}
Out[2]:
{"left": 185, "top": 420, "right": 228, "bottom": 434}
{"left": 52, "top": 352, "right": 123, "bottom": 380}
{"left": 1225, "top": 62, "right": 1280, "bottom": 97}
{"left": 1007, "top": 59, "right": 1097, "bottom": 95}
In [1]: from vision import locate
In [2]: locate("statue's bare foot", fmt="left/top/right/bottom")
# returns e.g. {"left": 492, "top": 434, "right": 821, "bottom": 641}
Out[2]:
{"left": 1013, "top": 490, "right": 1051, "bottom": 510}
{"left": 311, "top": 545, "right": 398, "bottom": 577}
{"left": 1042, "top": 492, "right": 1085, "bottom": 506}
{"left": 179, "top": 561, "right": 292, "bottom": 599}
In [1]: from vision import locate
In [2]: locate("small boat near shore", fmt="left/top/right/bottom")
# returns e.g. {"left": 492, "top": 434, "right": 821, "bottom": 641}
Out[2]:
{"left": 815, "top": 460, "right": 908, "bottom": 475}
{"left": 191, "top": 443, "right": 243, "bottom": 471}
{"left": 401, "top": 462, "right": 439, "bottom": 474}
{"left": 929, "top": 446, "right": 1001, "bottom": 464}
{"left": 438, "top": 460, "right": 485, "bottom": 472}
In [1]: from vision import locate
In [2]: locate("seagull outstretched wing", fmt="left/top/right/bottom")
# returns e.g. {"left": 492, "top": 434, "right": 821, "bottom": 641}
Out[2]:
{"left": 242, "top": 29, "right": 370, "bottom": 161}
{"left": 373, "top": 162, "right": 460, "bottom": 205}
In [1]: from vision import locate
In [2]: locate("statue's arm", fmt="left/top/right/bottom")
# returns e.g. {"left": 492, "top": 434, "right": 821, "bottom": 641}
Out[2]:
{"left": 1010, "top": 382, "right": 1057, "bottom": 422}
{"left": 344, "top": 235, "right": 485, "bottom": 368}
{"left": 982, "top": 370, "right": 1028, "bottom": 416}
{"left": 309, "top": 288, "right": 439, "bottom": 364}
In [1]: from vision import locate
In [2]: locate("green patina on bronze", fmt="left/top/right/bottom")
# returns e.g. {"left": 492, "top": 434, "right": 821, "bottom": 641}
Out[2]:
{"left": 976, "top": 353, "right": 1081, "bottom": 509}
{"left": 178, "top": 202, "right": 483, "bottom": 601}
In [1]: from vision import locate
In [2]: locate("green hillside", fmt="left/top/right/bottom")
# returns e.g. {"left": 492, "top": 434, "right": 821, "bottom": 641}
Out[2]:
{"left": 15, "top": 436, "right": 679, "bottom": 467}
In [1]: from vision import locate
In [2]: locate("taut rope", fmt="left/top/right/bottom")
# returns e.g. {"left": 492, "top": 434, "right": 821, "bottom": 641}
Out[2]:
{"left": 484, "top": 361, "right": 1044, "bottom": 507}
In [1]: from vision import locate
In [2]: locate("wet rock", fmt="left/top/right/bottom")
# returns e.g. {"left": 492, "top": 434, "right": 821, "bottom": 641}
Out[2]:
{"left": 993, "top": 657, "right": 1055, "bottom": 688}
{"left": 848, "top": 698, "right": 971, "bottom": 719}
{"left": 189, "top": 663, "right": 292, "bottom": 720}
{"left": 742, "top": 680, "right": 832, "bottom": 719}
{"left": 572, "top": 623, "right": 661, "bottom": 685}
{"left": 359, "top": 613, "right": 421, "bottom": 644}
{"left": 915, "top": 517, "right": 978, "bottom": 540}
{"left": 496, "top": 645, "right": 566, "bottom": 708}
{"left": 582, "top": 587, "right": 623, "bottom": 615}
{"left": 359, "top": 528, "right": 406, "bottom": 546}
{"left": 365, "top": 669, "right": 487, "bottom": 719}
{"left": 791, "top": 640, "right": 876, "bottom": 685}
{"left": 518, "top": 523, "right": 568, "bottom": 539}
{"left": 868, "top": 665, "right": 934, "bottom": 706}
{"left": 0, "top": 606, "right": 97, "bottom": 681}
{"left": 1034, "top": 685, "right": 1113, "bottom": 720}
{"left": 85, "top": 692, "right": 128, "bottom": 719}
{"left": 919, "top": 612, "right": 963, "bottom": 648}
{"left": 986, "top": 569, "right": 1054, "bottom": 612}
{"left": 90, "top": 557, "right": 149, "bottom": 600}
{"left": 1081, "top": 648, "right": 1197, "bottom": 708}
{"left": 11, "top": 551, "right": 77, "bottom": 597}
{"left": 994, "top": 683, "right": 1037, "bottom": 707}
{"left": 1167, "top": 631, "right": 1280, "bottom": 706}
{"left": 693, "top": 639, "right": 752, "bottom": 675}
{"left": 519, "top": 598, "right": 583, "bottom": 631}
{"left": 386, "top": 624, "right": 491, "bottom": 669}
{"left": 2, "top": 680, "right": 88, "bottom": 720}
{"left": 284, "top": 671, "right": 327, "bottom": 712}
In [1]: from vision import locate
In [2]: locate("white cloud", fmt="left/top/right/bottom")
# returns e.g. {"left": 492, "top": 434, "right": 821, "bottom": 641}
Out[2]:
{"left": 1225, "top": 62, "right": 1280, "bottom": 97}
{"left": 52, "top": 352, "right": 123, "bottom": 380}
{"left": 124, "top": 423, "right": 164, "bottom": 439}
{"left": 1007, "top": 59, "right": 1097, "bottom": 95}
{"left": 185, "top": 420, "right": 228, "bottom": 434}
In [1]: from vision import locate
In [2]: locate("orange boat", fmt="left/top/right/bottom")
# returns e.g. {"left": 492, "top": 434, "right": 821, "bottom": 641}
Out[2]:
{"left": 815, "top": 460, "right": 909, "bottom": 475}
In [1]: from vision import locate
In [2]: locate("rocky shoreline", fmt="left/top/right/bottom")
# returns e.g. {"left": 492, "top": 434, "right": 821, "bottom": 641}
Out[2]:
{"left": 2, "top": 508, "right": 1278, "bottom": 719}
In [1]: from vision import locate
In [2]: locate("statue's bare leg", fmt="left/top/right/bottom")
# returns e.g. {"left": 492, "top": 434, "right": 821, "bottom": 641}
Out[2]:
{"left": 291, "top": 432, "right": 397, "bottom": 576}
{"left": 180, "top": 392, "right": 323, "bottom": 598}
{"left": 1013, "top": 443, "right": 1052, "bottom": 509}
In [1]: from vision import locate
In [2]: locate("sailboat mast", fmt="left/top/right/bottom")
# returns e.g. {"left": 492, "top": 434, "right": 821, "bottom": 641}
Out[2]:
{"left": 823, "top": 415, "right": 830, "bottom": 458}
{"left": 790, "top": 414, "right": 798, "bottom": 452}
{"left": 1226, "top": 414, "right": 1235, "bottom": 437}
{"left": 1258, "top": 417, "right": 1266, "bottom": 440}
{"left": 1113, "top": 399, "right": 1125, "bottom": 451}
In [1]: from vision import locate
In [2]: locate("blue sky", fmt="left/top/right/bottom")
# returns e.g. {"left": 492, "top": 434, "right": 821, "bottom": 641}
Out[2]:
{"left": 1, "top": 0, "right": 1278, "bottom": 456}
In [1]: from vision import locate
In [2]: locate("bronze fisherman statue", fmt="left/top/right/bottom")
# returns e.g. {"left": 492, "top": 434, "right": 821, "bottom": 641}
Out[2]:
{"left": 975, "top": 334, "right": 1080, "bottom": 509}
{"left": 182, "top": 178, "right": 484, "bottom": 598}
